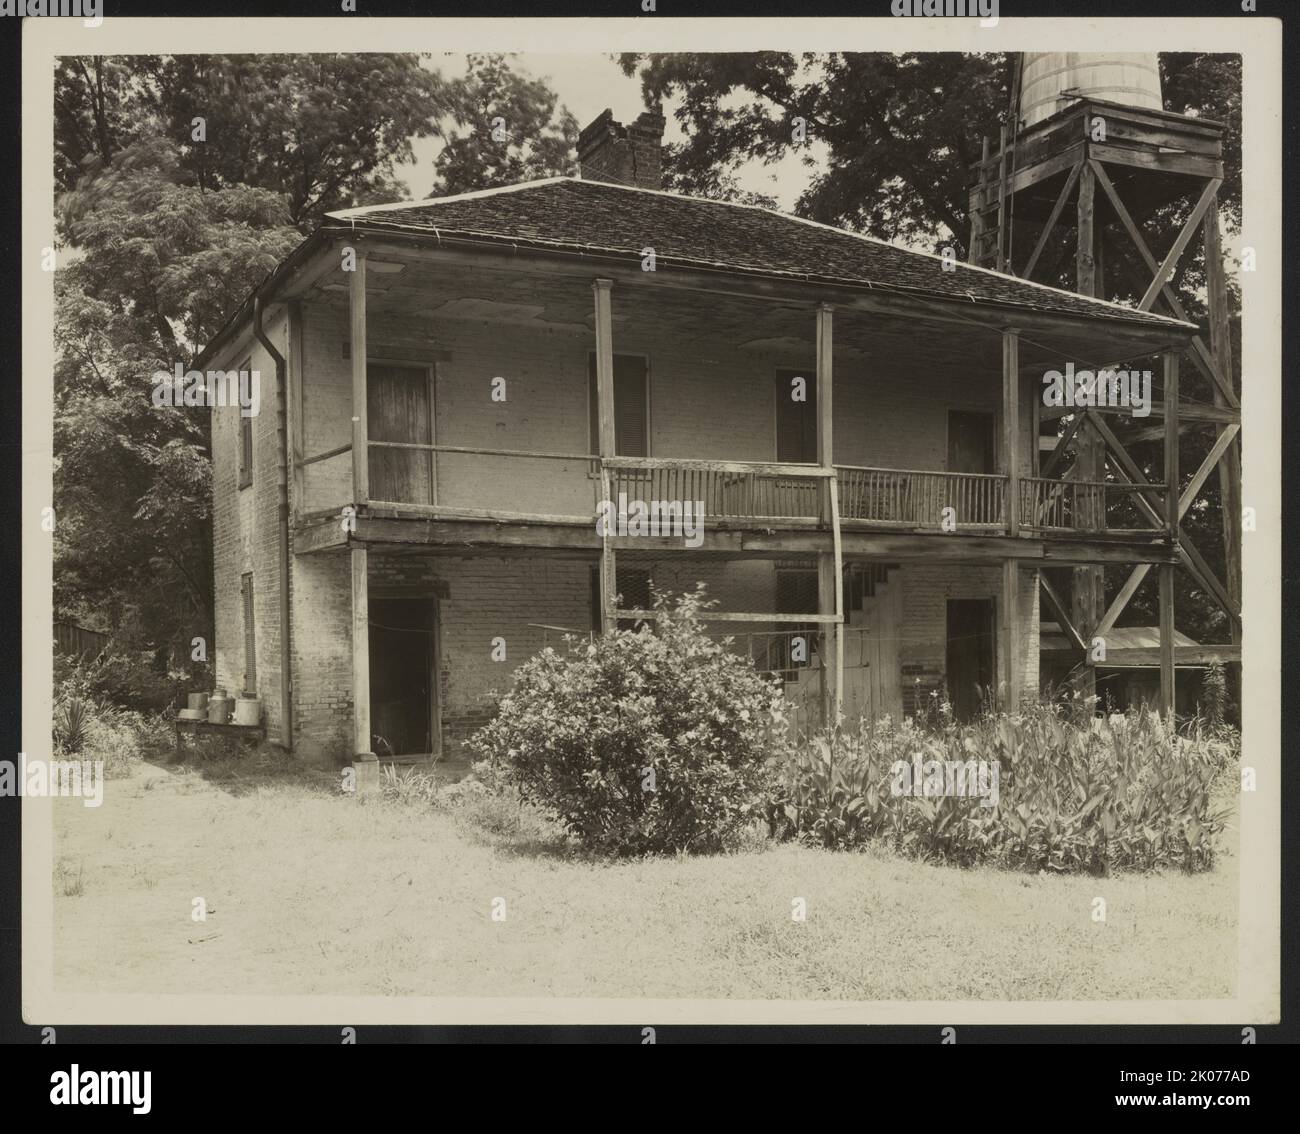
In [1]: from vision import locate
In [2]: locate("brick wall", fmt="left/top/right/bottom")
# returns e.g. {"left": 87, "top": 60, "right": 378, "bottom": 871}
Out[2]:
{"left": 577, "top": 108, "right": 666, "bottom": 191}
{"left": 210, "top": 312, "right": 289, "bottom": 743}
{"left": 897, "top": 562, "right": 1039, "bottom": 713}
{"left": 285, "top": 549, "right": 596, "bottom": 762}
{"left": 289, "top": 550, "right": 351, "bottom": 763}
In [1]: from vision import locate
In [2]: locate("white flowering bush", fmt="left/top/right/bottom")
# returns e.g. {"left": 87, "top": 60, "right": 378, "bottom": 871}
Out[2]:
{"left": 470, "top": 587, "right": 785, "bottom": 856}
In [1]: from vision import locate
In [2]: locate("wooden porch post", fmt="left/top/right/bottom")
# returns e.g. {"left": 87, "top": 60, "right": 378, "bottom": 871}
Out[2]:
{"left": 816, "top": 303, "right": 834, "bottom": 469}
{"left": 1002, "top": 328, "right": 1020, "bottom": 536}
{"left": 818, "top": 553, "right": 841, "bottom": 726}
{"left": 1003, "top": 559, "right": 1021, "bottom": 710}
{"left": 349, "top": 248, "right": 369, "bottom": 504}
{"left": 593, "top": 279, "right": 618, "bottom": 634}
{"left": 351, "top": 546, "right": 377, "bottom": 786}
{"left": 1160, "top": 350, "right": 1180, "bottom": 718}
{"left": 816, "top": 303, "right": 842, "bottom": 724}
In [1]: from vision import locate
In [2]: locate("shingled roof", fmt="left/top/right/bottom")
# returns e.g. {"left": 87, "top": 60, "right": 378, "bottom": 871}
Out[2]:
{"left": 325, "top": 177, "right": 1191, "bottom": 333}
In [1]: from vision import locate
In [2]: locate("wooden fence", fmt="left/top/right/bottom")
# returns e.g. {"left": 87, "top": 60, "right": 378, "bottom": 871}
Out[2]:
{"left": 54, "top": 622, "right": 109, "bottom": 660}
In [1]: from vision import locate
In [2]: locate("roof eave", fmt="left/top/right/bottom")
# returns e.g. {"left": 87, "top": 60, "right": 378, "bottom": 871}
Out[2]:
{"left": 317, "top": 216, "right": 1198, "bottom": 339}
{"left": 193, "top": 230, "right": 325, "bottom": 371}
{"left": 196, "top": 210, "right": 1196, "bottom": 371}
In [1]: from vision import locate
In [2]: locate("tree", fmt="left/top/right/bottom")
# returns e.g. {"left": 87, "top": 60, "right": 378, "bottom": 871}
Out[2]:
{"left": 54, "top": 271, "right": 215, "bottom": 659}
{"left": 427, "top": 54, "right": 578, "bottom": 196}
{"left": 53, "top": 54, "right": 578, "bottom": 675}
{"left": 54, "top": 132, "right": 303, "bottom": 660}
{"left": 620, "top": 52, "right": 1241, "bottom": 254}
{"left": 59, "top": 136, "right": 303, "bottom": 353}
{"left": 54, "top": 55, "right": 143, "bottom": 190}
{"left": 56, "top": 53, "right": 449, "bottom": 230}
{"left": 620, "top": 51, "right": 1012, "bottom": 252}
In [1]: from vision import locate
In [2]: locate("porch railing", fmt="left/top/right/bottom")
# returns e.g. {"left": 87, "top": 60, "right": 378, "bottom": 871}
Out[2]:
{"left": 836, "top": 466, "right": 1007, "bottom": 530}
{"left": 1019, "top": 477, "right": 1164, "bottom": 534}
{"left": 604, "top": 457, "right": 829, "bottom": 523}
{"left": 365, "top": 441, "right": 597, "bottom": 517}
{"left": 343, "top": 443, "right": 1166, "bottom": 542}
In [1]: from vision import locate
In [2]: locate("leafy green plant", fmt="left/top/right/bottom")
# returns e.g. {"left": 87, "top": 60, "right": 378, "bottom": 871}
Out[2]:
{"left": 1202, "top": 661, "right": 1227, "bottom": 729}
{"left": 470, "top": 586, "right": 785, "bottom": 856}
{"left": 53, "top": 696, "right": 91, "bottom": 755}
{"left": 53, "top": 662, "right": 174, "bottom": 773}
{"left": 770, "top": 704, "right": 1235, "bottom": 874}
{"left": 378, "top": 764, "right": 444, "bottom": 808}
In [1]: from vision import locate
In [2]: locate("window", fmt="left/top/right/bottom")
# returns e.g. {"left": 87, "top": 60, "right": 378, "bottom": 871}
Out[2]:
{"left": 588, "top": 354, "right": 649, "bottom": 456}
{"left": 590, "top": 566, "right": 652, "bottom": 633}
{"left": 238, "top": 357, "right": 254, "bottom": 488}
{"left": 774, "top": 567, "right": 819, "bottom": 679}
{"left": 240, "top": 572, "right": 256, "bottom": 696}
{"left": 775, "top": 368, "right": 817, "bottom": 463}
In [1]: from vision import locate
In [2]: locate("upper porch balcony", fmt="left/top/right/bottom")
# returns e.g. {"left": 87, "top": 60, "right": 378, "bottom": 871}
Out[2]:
{"left": 339, "top": 447, "right": 1166, "bottom": 540}
{"left": 287, "top": 237, "right": 1183, "bottom": 559}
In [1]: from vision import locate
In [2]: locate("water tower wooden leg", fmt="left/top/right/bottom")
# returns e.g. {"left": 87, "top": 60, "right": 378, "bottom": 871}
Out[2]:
{"left": 1072, "top": 161, "right": 1103, "bottom": 702}
{"left": 1159, "top": 564, "right": 1175, "bottom": 719}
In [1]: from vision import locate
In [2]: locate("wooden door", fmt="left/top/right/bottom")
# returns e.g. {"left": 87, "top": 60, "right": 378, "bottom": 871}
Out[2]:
{"left": 947, "top": 410, "right": 995, "bottom": 475}
{"left": 368, "top": 363, "right": 433, "bottom": 504}
{"left": 775, "top": 369, "right": 817, "bottom": 463}
{"left": 863, "top": 574, "right": 902, "bottom": 722}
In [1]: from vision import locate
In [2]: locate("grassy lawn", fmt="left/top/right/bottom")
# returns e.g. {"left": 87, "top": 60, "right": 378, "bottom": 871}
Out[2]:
{"left": 51, "top": 751, "right": 1238, "bottom": 1001}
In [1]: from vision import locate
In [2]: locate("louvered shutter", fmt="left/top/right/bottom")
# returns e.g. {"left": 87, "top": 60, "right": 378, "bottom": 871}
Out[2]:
{"left": 589, "top": 355, "right": 649, "bottom": 456}
{"left": 775, "top": 369, "right": 816, "bottom": 463}
{"left": 240, "top": 573, "right": 256, "bottom": 695}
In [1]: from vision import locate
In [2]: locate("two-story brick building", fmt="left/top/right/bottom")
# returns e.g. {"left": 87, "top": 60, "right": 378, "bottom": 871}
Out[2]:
{"left": 196, "top": 108, "right": 1194, "bottom": 772}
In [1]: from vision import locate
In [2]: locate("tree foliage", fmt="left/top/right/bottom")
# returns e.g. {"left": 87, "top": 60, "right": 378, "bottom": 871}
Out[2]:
{"left": 53, "top": 53, "right": 575, "bottom": 669}
{"left": 56, "top": 53, "right": 448, "bottom": 229}
{"left": 427, "top": 54, "right": 578, "bottom": 196}
{"left": 620, "top": 51, "right": 1241, "bottom": 251}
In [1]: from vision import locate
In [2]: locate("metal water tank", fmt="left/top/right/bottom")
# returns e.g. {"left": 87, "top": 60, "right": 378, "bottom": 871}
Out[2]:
{"left": 1019, "top": 53, "right": 1163, "bottom": 128}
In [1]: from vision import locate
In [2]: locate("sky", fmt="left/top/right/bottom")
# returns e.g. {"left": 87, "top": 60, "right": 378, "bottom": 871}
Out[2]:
{"left": 395, "top": 53, "right": 824, "bottom": 210}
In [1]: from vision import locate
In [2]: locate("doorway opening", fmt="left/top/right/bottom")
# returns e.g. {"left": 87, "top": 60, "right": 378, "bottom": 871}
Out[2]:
{"left": 947, "top": 410, "right": 995, "bottom": 475}
{"left": 369, "top": 595, "right": 439, "bottom": 758}
{"left": 946, "top": 597, "right": 996, "bottom": 722}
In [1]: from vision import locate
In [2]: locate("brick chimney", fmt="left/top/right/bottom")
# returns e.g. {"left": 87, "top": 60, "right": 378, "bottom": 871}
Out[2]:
{"left": 577, "top": 107, "right": 666, "bottom": 191}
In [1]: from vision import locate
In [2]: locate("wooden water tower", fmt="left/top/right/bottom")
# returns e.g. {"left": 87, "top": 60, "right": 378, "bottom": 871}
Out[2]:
{"left": 969, "top": 52, "right": 1241, "bottom": 699}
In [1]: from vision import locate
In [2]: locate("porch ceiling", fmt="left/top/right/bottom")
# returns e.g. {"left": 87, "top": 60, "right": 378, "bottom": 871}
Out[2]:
{"left": 301, "top": 249, "right": 1177, "bottom": 381}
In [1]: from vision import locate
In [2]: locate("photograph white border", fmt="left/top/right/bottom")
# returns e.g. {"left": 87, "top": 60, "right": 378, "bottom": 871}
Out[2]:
{"left": 22, "top": 13, "right": 1282, "bottom": 1026}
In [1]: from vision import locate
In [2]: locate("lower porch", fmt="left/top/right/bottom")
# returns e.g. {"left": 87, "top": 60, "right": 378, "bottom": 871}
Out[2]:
{"left": 289, "top": 544, "right": 1041, "bottom": 766}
